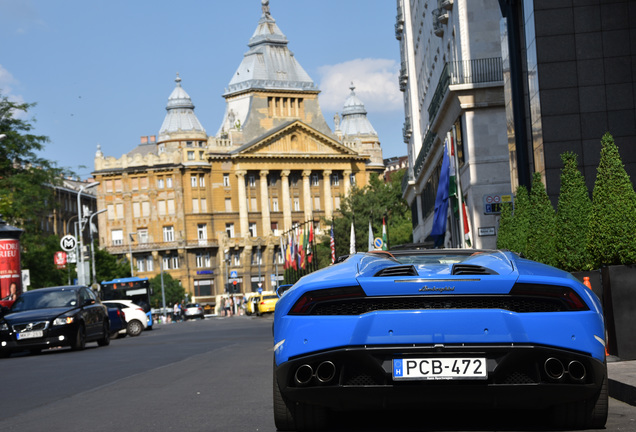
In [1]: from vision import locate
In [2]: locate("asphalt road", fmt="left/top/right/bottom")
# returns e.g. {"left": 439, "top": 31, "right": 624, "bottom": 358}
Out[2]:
{"left": 0, "top": 316, "right": 634, "bottom": 432}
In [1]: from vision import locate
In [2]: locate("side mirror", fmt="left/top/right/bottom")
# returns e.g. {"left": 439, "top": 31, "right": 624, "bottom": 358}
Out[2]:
{"left": 276, "top": 284, "right": 293, "bottom": 298}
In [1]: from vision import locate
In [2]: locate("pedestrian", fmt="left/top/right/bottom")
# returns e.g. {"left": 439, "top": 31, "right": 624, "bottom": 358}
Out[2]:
{"left": 224, "top": 296, "right": 231, "bottom": 316}
{"left": 173, "top": 302, "right": 180, "bottom": 322}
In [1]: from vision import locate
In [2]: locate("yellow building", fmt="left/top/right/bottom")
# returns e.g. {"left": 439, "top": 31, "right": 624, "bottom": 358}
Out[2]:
{"left": 92, "top": 3, "right": 384, "bottom": 308}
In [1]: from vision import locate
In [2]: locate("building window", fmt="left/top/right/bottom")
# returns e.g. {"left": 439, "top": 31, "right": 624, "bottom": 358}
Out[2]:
{"left": 293, "top": 198, "right": 300, "bottom": 211}
{"left": 350, "top": 174, "right": 356, "bottom": 185}
{"left": 137, "top": 229, "right": 149, "bottom": 243}
{"left": 314, "top": 196, "right": 321, "bottom": 210}
{"left": 271, "top": 222, "right": 279, "bottom": 236}
{"left": 248, "top": 175, "right": 255, "bottom": 187}
{"left": 137, "top": 255, "right": 153, "bottom": 272}
{"left": 131, "top": 178, "right": 139, "bottom": 191}
{"left": 311, "top": 174, "right": 319, "bottom": 186}
{"left": 157, "top": 178, "right": 164, "bottom": 189}
{"left": 251, "top": 248, "right": 262, "bottom": 265}
{"left": 250, "top": 197, "right": 257, "bottom": 212}
{"left": 226, "top": 223, "right": 234, "bottom": 238}
{"left": 187, "top": 151, "right": 195, "bottom": 160}
{"left": 140, "top": 177, "right": 148, "bottom": 189}
{"left": 199, "top": 151, "right": 204, "bottom": 160}
{"left": 334, "top": 196, "right": 341, "bottom": 209}
{"left": 225, "top": 198, "right": 232, "bottom": 212}
{"left": 132, "top": 202, "right": 141, "bottom": 218}
{"left": 249, "top": 222, "right": 257, "bottom": 237}
{"left": 331, "top": 174, "right": 340, "bottom": 186}
{"left": 191, "top": 176, "right": 197, "bottom": 187}
{"left": 268, "top": 174, "right": 277, "bottom": 187}
{"left": 111, "top": 229, "right": 123, "bottom": 246}
{"left": 167, "top": 199, "right": 175, "bottom": 215}
{"left": 232, "top": 250, "right": 241, "bottom": 266}
{"left": 271, "top": 198, "right": 279, "bottom": 212}
{"left": 192, "top": 199, "right": 200, "bottom": 213}
{"left": 196, "top": 253, "right": 211, "bottom": 268}
{"left": 199, "top": 175, "right": 205, "bottom": 187}
{"left": 200, "top": 198, "right": 207, "bottom": 213}
{"left": 158, "top": 200, "right": 166, "bottom": 216}
{"left": 163, "top": 255, "right": 180, "bottom": 270}
{"left": 223, "top": 174, "right": 230, "bottom": 187}
{"left": 163, "top": 226, "right": 174, "bottom": 242}
{"left": 197, "top": 224, "right": 207, "bottom": 240}
{"left": 142, "top": 202, "right": 150, "bottom": 217}
{"left": 166, "top": 176, "right": 173, "bottom": 188}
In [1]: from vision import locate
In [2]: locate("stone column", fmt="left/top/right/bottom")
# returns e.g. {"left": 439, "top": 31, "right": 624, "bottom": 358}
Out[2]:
{"left": 302, "top": 170, "right": 312, "bottom": 222}
{"left": 343, "top": 169, "right": 352, "bottom": 197}
{"left": 235, "top": 170, "right": 248, "bottom": 237}
{"left": 281, "top": 170, "right": 291, "bottom": 231}
{"left": 322, "top": 170, "right": 333, "bottom": 221}
{"left": 260, "top": 170, "right": 271, "bottom": 236}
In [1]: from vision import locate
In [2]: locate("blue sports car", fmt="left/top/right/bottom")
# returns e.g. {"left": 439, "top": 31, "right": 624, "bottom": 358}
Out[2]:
{"left": 273, "top": 249, "right": 607, "bottom": 431}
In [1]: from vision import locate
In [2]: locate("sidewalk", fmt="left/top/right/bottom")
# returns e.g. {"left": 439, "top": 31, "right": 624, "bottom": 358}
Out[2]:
{"left": 607, "top": 356, "right": 636, "bottom": 406}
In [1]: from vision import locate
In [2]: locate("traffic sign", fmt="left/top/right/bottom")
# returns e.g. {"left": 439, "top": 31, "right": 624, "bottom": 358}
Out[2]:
{"left": 230, "top": 270, "right": 238, "bottom": 278}
{"left": 60, "top": 235, "right": 77, "bottom": 252}
{"left": 374, "top": 237, "right": 383, "bottom": 249}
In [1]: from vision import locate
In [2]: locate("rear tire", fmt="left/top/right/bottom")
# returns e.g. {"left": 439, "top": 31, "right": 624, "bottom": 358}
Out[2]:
{"left": 70, "top": 324, "right": 86, "bottom": 351}
{"left": 97, "top": 321, "right": 111, "bottom": 346}
{"left": 551, "top": 368, "right": 608, "bottom": 429}
{"left": 127, "top": 319, "right": 143, "bottom": 337}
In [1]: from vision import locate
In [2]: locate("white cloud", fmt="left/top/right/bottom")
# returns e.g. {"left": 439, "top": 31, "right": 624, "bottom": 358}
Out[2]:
{"left": 317, "top": 58, "right": 401, "bottom": 113}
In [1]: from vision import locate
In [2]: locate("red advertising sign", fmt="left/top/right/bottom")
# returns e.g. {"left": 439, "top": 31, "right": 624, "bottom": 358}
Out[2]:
{"left": 0, "top": 239, "right": 22, "bottom": 302}
{"left": 54, "top": 251, "right": 68, "bottom": 269}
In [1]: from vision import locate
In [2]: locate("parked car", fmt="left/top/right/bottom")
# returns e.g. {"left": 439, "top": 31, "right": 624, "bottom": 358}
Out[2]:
{"left": 273, "top": 249, "right": 608, "bottom": 431}
{"left": 184, "top": 303, "right": 204, "bottom": 320}
{"left": 257, "top": 293, "right": 278, "bottom": 316}
{"left": 0, "top": 285, "right": 110, "bottom": 357}
{"left": 107, "top": 307, "right": 127, "bottom": 339}
{"left": 102, "top": 300, "right": 147, "bottom": 337}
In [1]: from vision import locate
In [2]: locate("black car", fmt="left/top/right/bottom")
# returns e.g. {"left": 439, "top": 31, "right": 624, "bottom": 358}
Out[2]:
{"left": 0, "top": 285, "right": 110, "bottom": 357}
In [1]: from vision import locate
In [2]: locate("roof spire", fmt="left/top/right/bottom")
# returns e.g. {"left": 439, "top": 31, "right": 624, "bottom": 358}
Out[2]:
{"left": 262, "top": 0, "right": 271, "bottom": 17}
{"left": 175, "top": 72, "right": 182, "bottom": 86}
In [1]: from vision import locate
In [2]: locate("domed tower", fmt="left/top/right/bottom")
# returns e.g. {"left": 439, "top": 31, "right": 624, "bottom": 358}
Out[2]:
{"left": 338, "top": 83, "right": 384, "bottom": 170}
{"left": 158, "top": 73, "right": 207, "bottom": 147}
{"left": 214, "top": 0, "right": 334, "bottom": 145}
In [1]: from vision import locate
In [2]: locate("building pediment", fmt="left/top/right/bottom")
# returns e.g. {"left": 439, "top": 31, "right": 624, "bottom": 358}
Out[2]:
{"left": 232, "top": 121, "right": 365, "bottom": 159}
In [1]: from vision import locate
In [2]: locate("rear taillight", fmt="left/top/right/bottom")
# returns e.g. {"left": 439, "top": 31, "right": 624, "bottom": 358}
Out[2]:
{"left": 289, "top": 286, "right": 366, "bottom": 315}
{"left": 510, "top": 283, "right": 589, "bottom": 311}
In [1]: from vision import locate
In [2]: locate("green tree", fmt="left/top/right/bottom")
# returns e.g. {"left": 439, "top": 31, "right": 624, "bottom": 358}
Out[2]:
{"left": 0, "top": 94, "right": 66, "bottom": 233}
{"left": 20, "top": 234, "right": 68, "bottom": 288}
{"left": 588, "top": 132, "right": 636, "bottom": 267}
{"left": 526, "top": 172, "right": 557, "bottom": 266}
{"left": 1, "top": 93, "right": 72, "bottom": 288}
{"left": 148, "top": 272, "right": 185, "bottom": 309}
{"left": 93, "top": 244, "right": 131, "bottom": 284}
{"left": 555, "top": 152, "right": 592, "bottom": 271}
{"left": 496, "top": 185, "right": 531, "bottom": 256}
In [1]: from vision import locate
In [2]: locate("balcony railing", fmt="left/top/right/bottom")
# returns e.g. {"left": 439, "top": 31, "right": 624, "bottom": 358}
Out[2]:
{"left": 428, "top": 58, "right": 503, "bottom": 122}
{"left": 413, "top": 130, "right": 437, "bottom": 179}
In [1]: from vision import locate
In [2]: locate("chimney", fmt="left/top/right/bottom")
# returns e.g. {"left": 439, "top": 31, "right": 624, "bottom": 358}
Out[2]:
{"left": 140, "top": 136, "right": 148, "bottom": 144}
{"left": 149, "top": 135, "right": 156, "bottom": 143}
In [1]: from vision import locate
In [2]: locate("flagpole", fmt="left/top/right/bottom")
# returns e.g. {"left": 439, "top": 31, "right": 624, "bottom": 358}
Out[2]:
{"left": 451, "top": 126, "right": 465, "bottom": 248}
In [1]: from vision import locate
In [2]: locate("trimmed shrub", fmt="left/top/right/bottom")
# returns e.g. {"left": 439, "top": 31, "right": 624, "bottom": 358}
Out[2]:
{"left": 526, "top": 172, "right": 557, "bottom": 266}
{"left": 556, "top": 152, "right": 592, "bottom": 271}
{"left": 496, "top": 185, "right": 530, "bottom": 256}
{"left": 588, "top": 132, "right": 636, "bottom": 267}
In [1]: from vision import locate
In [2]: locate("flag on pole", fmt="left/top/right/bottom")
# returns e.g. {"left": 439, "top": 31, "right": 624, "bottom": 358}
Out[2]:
{"left": 462, "top": 202, "right": 472, "bottom": 247}
{"left": 300, "top": 227, "right": 307, "bottom": 270}
{"left": 349, "top": 221, "right": 356, "bottom": 255}
{"left": 368, "top": 220, "right": 374, "bottom": 251}
{"left": 330, "top": 225, "right": 336, "bottom": 264}
{"left": 307, "top": 223, "right": 314, "bottom": 264}
{"left": 280, "top": 235, "right": 287, "bottom": 270}
{"left": 431, "top": 139, "right": 451, "bottom": 246}
{"left": 285, "top": 233, "right": 292, "bottom": 269}
{"left": 382, "top": 217, "right": 388, "bottom": 251}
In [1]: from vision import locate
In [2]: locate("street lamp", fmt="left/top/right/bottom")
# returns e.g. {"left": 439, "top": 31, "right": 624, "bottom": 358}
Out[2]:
{"left": 128, "top": 232, "right": 137, "bottom": 277}
{"left": 77, "top": 181, "right": 99, "bottom": 285}
{"left": 89, "top": 208, "right": 107, "bottom": 286}
{"left": 0, "top": 134, "right": 6, "bottom": 141}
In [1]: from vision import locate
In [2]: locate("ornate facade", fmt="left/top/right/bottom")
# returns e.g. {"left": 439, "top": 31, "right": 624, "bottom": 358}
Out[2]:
{"left": 92, "top": 3, "right": 384, "bottom": 307}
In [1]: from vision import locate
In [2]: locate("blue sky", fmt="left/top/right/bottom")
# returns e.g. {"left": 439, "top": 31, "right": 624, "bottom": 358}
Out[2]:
{"left": 0, "top": 0, "right": 405, "bottom": 179}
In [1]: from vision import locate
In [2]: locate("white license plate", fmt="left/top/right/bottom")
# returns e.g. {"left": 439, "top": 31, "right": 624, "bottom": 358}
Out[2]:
{"left": 17, "top": 330, "right": 44, "bottom": 340}
{"left": 393, "top": 357, "right": 487, "bottom": 380}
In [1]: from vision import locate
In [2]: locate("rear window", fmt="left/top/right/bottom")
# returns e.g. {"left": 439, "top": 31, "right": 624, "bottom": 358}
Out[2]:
{"left": 263, "top": 295, "right": 278, "bottom": 300}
